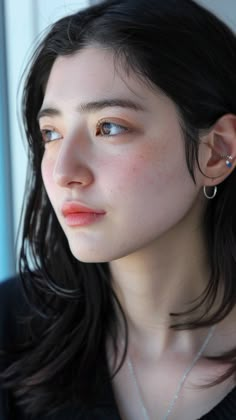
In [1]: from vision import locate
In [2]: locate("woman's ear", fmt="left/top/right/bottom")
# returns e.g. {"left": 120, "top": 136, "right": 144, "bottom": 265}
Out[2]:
{"left": 201, "top": 114, "right": 236, "bottom": 187}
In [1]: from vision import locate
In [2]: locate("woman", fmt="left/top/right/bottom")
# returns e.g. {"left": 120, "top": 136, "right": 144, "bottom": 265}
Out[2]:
{"left": 1, "top": 0, "right": 236, "bottom": 418}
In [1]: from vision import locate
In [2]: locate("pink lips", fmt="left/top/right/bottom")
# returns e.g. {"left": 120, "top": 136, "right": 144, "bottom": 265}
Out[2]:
{"left": 61, "top": 202, "right": 106, "bottom": 226}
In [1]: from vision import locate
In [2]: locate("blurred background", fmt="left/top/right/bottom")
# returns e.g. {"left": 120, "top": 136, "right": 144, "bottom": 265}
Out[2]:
{"left": 0, "top": 0, "right": 235, "bottom": 282}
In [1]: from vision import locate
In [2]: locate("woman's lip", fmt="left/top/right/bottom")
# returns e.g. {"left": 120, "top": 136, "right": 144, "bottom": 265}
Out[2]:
{"left": 64, "top": 212, "right": 105, "bottom": 227}
{"left": 62, "top": 202, "right": 106, "bottom": 217}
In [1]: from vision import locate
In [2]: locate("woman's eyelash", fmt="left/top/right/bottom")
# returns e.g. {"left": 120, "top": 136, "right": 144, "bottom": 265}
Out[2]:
{"left": 95, "top": 121, "right": 129, "bottom": 137}
{"left": 40, "top": 129, "right": 62, "bottom": 143}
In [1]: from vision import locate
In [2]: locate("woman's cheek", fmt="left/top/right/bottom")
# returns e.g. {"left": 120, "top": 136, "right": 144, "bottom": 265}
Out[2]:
{"left": 41, "top": 155, "right": 56, "bottom": 196}
{"left": 100, "top": 151, "right": 163, "bottom": 202}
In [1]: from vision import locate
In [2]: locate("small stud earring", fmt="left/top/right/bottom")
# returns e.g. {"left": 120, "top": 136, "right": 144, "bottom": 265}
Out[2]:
{"left": 221, "top": 155, "right": 233, "bottom": 168}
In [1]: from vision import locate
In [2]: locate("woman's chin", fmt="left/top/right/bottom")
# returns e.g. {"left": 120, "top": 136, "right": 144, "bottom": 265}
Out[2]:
{"left": 69, "top": 245, "right": 110, "bottom": 263}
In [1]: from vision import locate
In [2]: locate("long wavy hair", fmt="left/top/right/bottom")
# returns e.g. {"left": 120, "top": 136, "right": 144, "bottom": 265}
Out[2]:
{"left": 1, "top": 0, "right": 236, "bottom": 417}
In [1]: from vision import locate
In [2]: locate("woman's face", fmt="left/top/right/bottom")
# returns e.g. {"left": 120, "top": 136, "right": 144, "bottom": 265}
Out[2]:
{"left": 40, "top": 46, "right": 204, "bottom": 262}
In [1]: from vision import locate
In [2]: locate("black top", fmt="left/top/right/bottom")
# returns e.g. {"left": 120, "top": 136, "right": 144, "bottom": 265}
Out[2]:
{"left": 0, "top": 277, "right": 235, "bottom": 420}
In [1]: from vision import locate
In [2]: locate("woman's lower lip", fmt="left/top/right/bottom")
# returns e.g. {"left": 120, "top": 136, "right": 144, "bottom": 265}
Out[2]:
{"left": 64, "top": 212, "right": 105, "bottom": 226}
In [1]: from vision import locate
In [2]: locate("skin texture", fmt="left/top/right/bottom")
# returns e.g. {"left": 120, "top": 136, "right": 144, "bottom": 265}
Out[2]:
{"left": 39, "top": 47, "right": 236, "bottom": 419}
{"left": 40, "top": 46, "right": 205, "bottom": 264}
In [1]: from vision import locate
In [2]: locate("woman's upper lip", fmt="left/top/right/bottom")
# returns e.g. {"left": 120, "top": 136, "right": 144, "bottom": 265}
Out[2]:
{"left": 61, "top": 201, "right": 106, "bottom": 216}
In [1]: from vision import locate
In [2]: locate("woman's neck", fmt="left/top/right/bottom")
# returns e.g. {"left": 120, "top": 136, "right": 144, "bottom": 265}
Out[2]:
{"left": 109, "top": 207, "right": 211, "bottom": 356}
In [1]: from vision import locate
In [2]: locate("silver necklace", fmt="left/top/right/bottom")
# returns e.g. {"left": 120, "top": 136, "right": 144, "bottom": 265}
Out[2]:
{"left": 126, "top": 325, "right": 216, "bottom": 420}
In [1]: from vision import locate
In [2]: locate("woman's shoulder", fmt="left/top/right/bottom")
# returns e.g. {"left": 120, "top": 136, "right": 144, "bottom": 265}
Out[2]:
{"left": 0, "top": 276, "right": 29, "bottom": 348}
{"left": 202, "top": 385, "right": 236, "bottom": 419}
{"left": 0, "top": 274, "right": 26, "bottom": 299}
{"left": 0, "top": 275, "right": 27, "bottom": 307}
{"left": 0, "top": 276, "right": 30, "bottom": 420}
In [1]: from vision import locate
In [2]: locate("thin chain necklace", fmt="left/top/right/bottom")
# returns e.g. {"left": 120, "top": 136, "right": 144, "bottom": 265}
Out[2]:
{"left": 126, "top": 325, "right": 216, "bottom": 420}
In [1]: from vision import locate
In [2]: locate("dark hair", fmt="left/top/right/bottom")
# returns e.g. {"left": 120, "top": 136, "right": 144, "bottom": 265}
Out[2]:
{"left": 2, "top": 0, "right": 236, "bottom": 416}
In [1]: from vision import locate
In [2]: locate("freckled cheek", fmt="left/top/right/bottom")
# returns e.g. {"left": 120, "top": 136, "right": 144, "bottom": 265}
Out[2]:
{"left": 100, "top": 151, "right": 164, "bottom": 198}
{"left": 99, "top": 140, "right": 188, "bottom": 206}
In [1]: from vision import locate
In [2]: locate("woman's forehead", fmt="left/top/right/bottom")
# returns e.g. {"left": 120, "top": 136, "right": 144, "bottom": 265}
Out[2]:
{"left": 45, "top": 47, "right": 142, "bottom": 100}
{"left": 42, "top": 46, "right": 170, "bottom": 115}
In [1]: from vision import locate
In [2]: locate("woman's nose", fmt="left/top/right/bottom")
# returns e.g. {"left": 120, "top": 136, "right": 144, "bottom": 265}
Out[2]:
{"left": 52, "top": 134, "right": 94, "bottom": 188}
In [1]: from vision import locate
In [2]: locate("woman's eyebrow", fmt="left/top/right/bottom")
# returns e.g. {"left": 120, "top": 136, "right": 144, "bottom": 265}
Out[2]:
{"left": 37, "top": 98, "right": 146, "bottom": 121}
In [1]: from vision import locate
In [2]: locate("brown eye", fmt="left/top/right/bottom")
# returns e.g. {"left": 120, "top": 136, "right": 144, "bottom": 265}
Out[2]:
{"left": 96, "top": 121, "right": 128, "bottom": 136}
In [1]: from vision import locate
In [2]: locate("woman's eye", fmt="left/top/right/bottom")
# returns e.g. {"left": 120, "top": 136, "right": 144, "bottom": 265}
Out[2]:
{"left": 40, "top": 129, "right": 62, "bottom": 143}
{"left": 96, "top": 121, "right": 128, "bottom": 137}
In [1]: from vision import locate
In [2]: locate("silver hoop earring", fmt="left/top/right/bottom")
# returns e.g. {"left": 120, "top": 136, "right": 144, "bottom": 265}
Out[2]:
{"left": 203, "top": 185, "right": 217, "bottom": 199}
